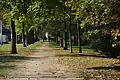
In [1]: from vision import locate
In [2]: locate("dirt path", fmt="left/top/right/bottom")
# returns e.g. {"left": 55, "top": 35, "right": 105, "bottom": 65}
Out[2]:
{"left": 7, "top": 42, "right": 78, "bottom": 80}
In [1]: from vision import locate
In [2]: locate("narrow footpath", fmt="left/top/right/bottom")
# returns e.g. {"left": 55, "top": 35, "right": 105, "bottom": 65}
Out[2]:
{"left": 7, "top": 42, "right": 78, "bottom": 80}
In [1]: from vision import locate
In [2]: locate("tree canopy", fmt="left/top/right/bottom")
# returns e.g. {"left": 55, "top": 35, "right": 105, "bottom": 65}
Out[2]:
{"left": 0, "top": 0, "right": 120, "bottom": 57}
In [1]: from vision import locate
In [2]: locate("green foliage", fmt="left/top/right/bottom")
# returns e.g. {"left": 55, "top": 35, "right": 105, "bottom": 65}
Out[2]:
{"left": 1, "top": 0, "right": 120, "bottom": 57}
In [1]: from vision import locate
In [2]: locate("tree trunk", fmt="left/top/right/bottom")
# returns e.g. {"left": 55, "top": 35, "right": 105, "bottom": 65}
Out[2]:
{"left": 35, "top": 29, "right": 38, "bottom": 42}
{"left": 25, "top": 30, "right": 28, "bottom": 46}
{"left": 60, "top": 37, "right": 63, "bottom": 47}
{"left": 77, "top": 18, "right": 82, "bottom": 53}
{"left": 0, "top": 20, "right": 2, "bottom": 46}
{"left": 73, "top": 35, "right": 77, "bottom": 45}
{"left": 33, "top": 30, "right": 35, "bottom": 43}
{"left": 63, "top": 20, "right": 68, "bottom": 50}
{"left": 10, "top": 18, "right": 17, "bottom": 54}
{"left": 27, "top": 31, "right": 34, "bottom": 45}
{"left": 22, "top": 22, "right": 26, "bottom": 47}
{"left": 43, "top": 37, "right": 44, "bottom": 42}
{"left": 56, "top": 37, "right": 58, "bottom": 44}
{"left": 69, "top": 6, "right": 73, "bottom": 53}
{"left": 34, "top": 29, "right": 36, "bottom": 42}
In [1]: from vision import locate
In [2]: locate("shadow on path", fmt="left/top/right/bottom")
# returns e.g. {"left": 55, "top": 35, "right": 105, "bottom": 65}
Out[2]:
{"left": 0, "top": 55, "right": 54, "bottom": 62}
{"left": 55, "top": 53, "right": 107, "bottom": 58}
{"left": 87, "top": 66, "right": 120, "bottom": 71}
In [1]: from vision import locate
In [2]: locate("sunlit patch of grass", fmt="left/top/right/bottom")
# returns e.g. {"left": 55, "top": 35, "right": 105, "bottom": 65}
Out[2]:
{"left": 68, "top": 45, "right": 95, "bottom": 52}
{"left": 0, "top": 44, "right": 10, "bottom": 51}
{"left": 49, "top": 42, "right": 61, "bottom": 49}
{"left": 0, "top": 69, "right": 8, "bottom": 77}
{"left": 0, "top": 41, "right": 42, "bottom": 52}
{"left": 17, "top": 41, "right": 43, "bottom": 51}
{"left": 49, "top": 41, "right": 95, "bottom": 54}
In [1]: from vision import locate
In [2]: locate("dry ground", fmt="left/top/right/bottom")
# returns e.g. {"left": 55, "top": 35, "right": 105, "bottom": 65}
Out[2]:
{"left": 6, "top": 42, "right": 78, "bottom": 80}
{"left": 3, "top": 42, "right": 120, "bottom": 80}
{"left": 56, "top": 49, "right": 120, "bottom": 80}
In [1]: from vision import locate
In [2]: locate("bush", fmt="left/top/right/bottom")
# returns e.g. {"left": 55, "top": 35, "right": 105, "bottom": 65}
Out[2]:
{"left": 89, "top": 32, "right": 120, "bottom": 58}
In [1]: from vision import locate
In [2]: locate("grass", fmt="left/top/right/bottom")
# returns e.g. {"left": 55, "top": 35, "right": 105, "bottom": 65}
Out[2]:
{"left": 0, "top": 54, "right": 25, "bottom": 77}
{"left": 49, "top": 42, "right": 61, "bottom": 49}
{"left": 71, "top": 45, "right": 94, "bottom": 51}
{"left": 49, "top": 41, "right": 94, "bottom": 52}
{"left": 17, "top": 41, "right": 42, "bottom": 51}
{"left": 0, "top": 41, "right": 42, "bottom": 52}
{"left": 0, "top": 41, "right": 43, "bottom": 77}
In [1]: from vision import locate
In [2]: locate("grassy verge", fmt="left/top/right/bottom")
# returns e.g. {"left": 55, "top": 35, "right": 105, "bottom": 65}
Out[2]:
{"left": 0, "top": 41, "right": 42, "bottom": 52}
{"left": 49, "top": 42, "right": 61, "bottom": 49}
{"left": 0, "top": 41, "right": 43, "bottom": 77}
{"left": 0, "top": 54, "right": 25, "bottom": 76}
{"left": 49, "top": 41, "right": 94, "bottom": 52}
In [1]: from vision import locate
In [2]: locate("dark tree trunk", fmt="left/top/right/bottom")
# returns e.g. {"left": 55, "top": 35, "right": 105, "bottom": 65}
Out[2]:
{"left": 60, "top": 37, "right": 63, "bottom": 47}
{"left": 43, "top": 37, "right": 44, "bottom": 42}
{"left": 42, "top": 29, "right": 44, "bottom": 42}
{"left": 73, "top": 34, "right": 77, "bottom": 45}
{"left": 34, "top": 29, "right": 37, "bottom": 42}
{"left": 55, "top": 31, "right": 59, "bottom": 44}
{"left": 35, "top": 35, "right": 38, "bottom": 42}
{"left": 22, "top": 22, "right": 26, "bottom": 47}
{"left": 10, "top": 19, "right": 17, "bottom": 54}
{"left": 42, "top": 34, "right": 44, "bottom": 42}
{"left": 56, "top": 37, "right": 59, "bottom": 44}
{"left": 48, "top": 36, "right": 50, "bottom": 42}
{"left": 30, "top": 30, "right": 35, "bottom": 43}
{"left": 25, "top": 30, "right": 28, "bottom": 46}
{"left": 63, "top": 20, "right": 68, "bottom": 50}
{"left": 69, "top": 6, "right": 73, "bottom": 53}
{"left": 35, "top": 30, "right": 38, "bottom": 42}
{"left": 26, "top": 31, "right": 35, "bottom": 45}
{"left": 77, "top": 18, "right": 82, "bottom": 53}
{"left": 76, "top": 34, "right": 78, "bottom": 45}
{"left": 33, "top": 30, "right": 35, "bottom": 43}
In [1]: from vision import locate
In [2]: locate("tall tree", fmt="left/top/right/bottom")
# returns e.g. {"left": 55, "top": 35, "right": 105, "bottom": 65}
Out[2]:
{"left": 63, "top": 19, "right": 68, "bottom": 50}
{"left": 77, "top": 18, "right": 82, "bottom": 53}
{"left": 69, "top": 6, "right": 73, "bottom": 53}
{"left": 10, "top": 18, "right": 17, "bottom": 54}
{"left": 22, "top": 22, "right": 26, "bottom": 47}
{"left": 9, "top": 1, "right": 18, "bottom": 54}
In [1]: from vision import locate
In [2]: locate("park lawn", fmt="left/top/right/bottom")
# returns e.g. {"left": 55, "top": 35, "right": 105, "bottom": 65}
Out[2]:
{"left": 0, "top": 41, "right": 42, "bottom": 52}
{"left": 50, "top": 41, "right": 120, "bottom": 79}
{"left": 0, "top": 41, "right": 42, "bottom": 77}
{"left": 49, "top": 41, "right": 95, "bottom": 53}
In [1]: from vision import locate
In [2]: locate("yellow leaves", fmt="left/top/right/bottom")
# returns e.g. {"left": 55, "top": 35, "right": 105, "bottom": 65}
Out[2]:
{"left": 110, "top": 15, "right": 120, "bottom": 22}
{"left": 40, "top": 17, "right": 44, "bottom": 23}
{"left": 88, "top": 31, "right": 92, "bottom": 36}
{"left": 64, "top": 1, "right": 73, "bottom": 7}
{"left": 18, "top": 16, "right": 25, "bottom": 23}
{"left": 57, "top": 52, "right": 120, "bottom": 78}
{"left": 111, "top": 29, "right": 120, "bottom": 41}
{"left": 3, "top": 10, "right": 15, "bottom": 19}
{"left": 80, "top": 21, "right": 86, "bottom": 28}
{"left": 112, "top": 44, "right": 116, "bottom": 47}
